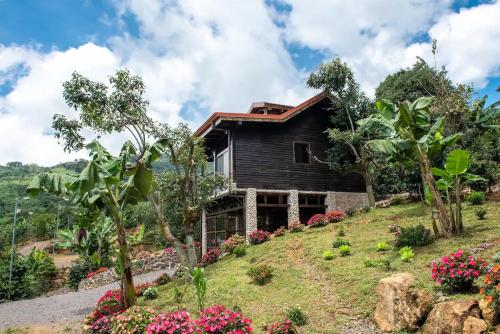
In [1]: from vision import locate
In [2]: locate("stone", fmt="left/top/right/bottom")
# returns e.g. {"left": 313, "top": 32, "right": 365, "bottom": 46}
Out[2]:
{"left": 373, "top": 272, "right": 433, "bottom": 332}
{"left": 421, "top": 300, "right": 481, "bottom": 334}
{"left": 463, "top": 316, "right": 487, "bottom": 334}
{"left": 479, "top": 298, "right": 498, "bottom": 326}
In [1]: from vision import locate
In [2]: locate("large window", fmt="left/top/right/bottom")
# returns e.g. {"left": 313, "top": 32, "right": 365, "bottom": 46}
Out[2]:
{"left": 206, "top": 213, "right": 244, "bottom": 249}
{"left": 294, "top": 142, "right": 310, "bottom": 164}
{"left": 215, "top": 150, "right": 230, "bottom": 176}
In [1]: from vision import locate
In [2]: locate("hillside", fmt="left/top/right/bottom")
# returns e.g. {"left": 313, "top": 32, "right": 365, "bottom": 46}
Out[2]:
{"left": 140, "top": 202, "right": 499, "bottom": 334}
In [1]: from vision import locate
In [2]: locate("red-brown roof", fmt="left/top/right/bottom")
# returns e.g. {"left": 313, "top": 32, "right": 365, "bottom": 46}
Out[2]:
{"left": 194, "top": 92, "right": 330, "bottom": 137}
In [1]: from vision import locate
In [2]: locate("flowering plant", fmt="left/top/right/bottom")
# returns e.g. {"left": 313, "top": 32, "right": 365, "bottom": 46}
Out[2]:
{"left": 196, "top": 305, "right": 253, "bottom": 333}
{"left": 248, "top": 230, "right": 271, "bottom": 245}
{"left": 267, "top": 319, "right": 298, "bottom": 334}
{"left": 135, "top": 282, "right": 155, "bottom": 296}
{"left": 112, "top": 305, "right": 156, "bottom": 334}
{"left": 202, "top": 248, "right": 221, "bottom": 265}
{"left": 86, "top": 267, "right": 108, "bottom": 279}
{"left": 84, "top": 290, "right": 124, "bottom": 331}
{"left": 288, "top": 221, "right": 304, "bottom": 233}
{"left": 87, "top": 315, "right": 113, "bottom": 334}
{"left": 164, "top": 247, "right": 176, "bottom": 255}
{"left": 480, "top": 264, "right": 499, "bottom": 310}
{"left": 147, "top": 311, "right": 196, "bottom": 334}
{"left": 431, "top": 250, "right": 489, "bottom": 291}
{"left": 325, "top": 211, "right": 345, "bottom": 223}
{"left": 306, "top": 214, "right": 328, "bottom": 227}
{"left": 221, "top": 235, "right": 246, "bottom": 254}
{"left": 274, "top": 227, "right": 286, "bottom": 237}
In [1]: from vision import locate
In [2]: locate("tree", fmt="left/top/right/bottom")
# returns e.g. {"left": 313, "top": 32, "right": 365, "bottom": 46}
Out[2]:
{"left": 307, "top": 58, "right": 376, "bottom": 205}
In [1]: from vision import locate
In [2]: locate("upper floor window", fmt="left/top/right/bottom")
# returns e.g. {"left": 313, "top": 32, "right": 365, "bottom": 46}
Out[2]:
{"left": 294, "top": 142, "right": 310, "bottom": 164}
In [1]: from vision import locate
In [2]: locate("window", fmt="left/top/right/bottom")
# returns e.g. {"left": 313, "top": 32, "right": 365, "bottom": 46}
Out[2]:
{"left": 215, "top": 150, "right": 229, "bottom": 176}
{"left": 294, "top": 142, "right": 310, "bottom": 164}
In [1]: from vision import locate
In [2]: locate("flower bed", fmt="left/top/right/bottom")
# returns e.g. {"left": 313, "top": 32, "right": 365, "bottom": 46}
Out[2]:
{"left": 480, "top": 264, "right": 499, "bottom": 310}
{"left": 86, "top": 267, "right": 108, "bottom": 279}
{"left": 248, "top": 230, "right": 271, "bottom": 245}
{"left": 268, "top": 319, "right": 298, "bottom": 334}
{"left": 202, "top": 248, "right": 221, "bottom": 265}
{"left": 147, "top": 310, "right": 196, "bottom": 334}
{"left": 221, "top": 235, "right": 246, "bottom": 254}
{"left": 288, "top": 221, "right": 304, "bottom": 233}
{"left": 84, "top": 290, "right": 124, "bottom": 332}
{"left": 306, "top": 214, "right": 328, "bottom": 227}
{"left": 196, "top": 305, "right": 252, "bottom": 333}
{"left": 325, "top": 211, "right": 345, "bottom": 223}
{"left": 135, "top": 282, "right": 155, "bottom": 296}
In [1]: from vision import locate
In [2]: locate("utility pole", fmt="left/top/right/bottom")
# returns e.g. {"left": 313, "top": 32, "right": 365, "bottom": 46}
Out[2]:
{"left": 53, "top": 203, "right": 61, "bottom": 254}
{"left": 8, "top": 198, "right": 20, "bottom": 300}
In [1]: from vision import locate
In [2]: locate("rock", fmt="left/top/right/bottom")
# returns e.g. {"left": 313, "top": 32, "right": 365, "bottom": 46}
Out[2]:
{"left": 373, "top": 272, "right": 433, "bottom": 332}
{"left": 463, "top": 316, "right": 487, "bottom": 334}
{"left": 479, "top": 298, "right": 498, "bottom": 326}
{"left": 421, "top": 300, "right": 481, "bottom": 334}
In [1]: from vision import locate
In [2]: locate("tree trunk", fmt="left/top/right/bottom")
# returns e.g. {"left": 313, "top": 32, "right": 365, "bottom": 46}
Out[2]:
{"left": 115, "top": 213, "right": 136, "bottom": 308}
{"left": 455, "top": 178, "right": 463, "bottom": 233}
{"left": 184, "top": 222, "right": 198, "bottom": 270}
{"left": 363, "top": 171, "right": 376, "bottom": 207}
{"left": 446, "top": 190, "right": 457, "bottom": 234}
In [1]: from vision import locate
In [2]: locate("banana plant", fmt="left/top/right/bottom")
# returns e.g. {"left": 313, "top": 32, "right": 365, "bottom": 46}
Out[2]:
{"left": 432, "top": 149, "right": 484, "bottom": 233}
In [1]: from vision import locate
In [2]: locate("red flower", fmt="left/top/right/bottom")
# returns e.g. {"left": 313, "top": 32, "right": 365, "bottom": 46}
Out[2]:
{"left": 248, "top": 230, "right": 271, "bottom": 245}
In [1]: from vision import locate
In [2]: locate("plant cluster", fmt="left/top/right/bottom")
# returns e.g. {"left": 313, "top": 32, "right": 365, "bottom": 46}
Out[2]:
{"left": 153, "top": 273, "right": 171, "bottom": 286}
{"left": 68, "top": 260, "right": 93, "bottom": 290}
{"left": 337, "top": 224, "right": 346, "bottom": 237}
{"left": 248, "top": 230, "right": 271, "bottom": 245}
{"left": 338, "top": 245, "right": 351, "bottom": 256}
{"left": 233, "top": 245, "right": 247, "bottom": 257}
{"left": 191, "top": 267, "right": 207, "bottom": 311}
{"left": 85, "top": 290, "right": 124, "bottom": 332}
{"left": 247, "top": 263, "right": 274, "bottom": 285}
{"left": 395, "top": 224, "right": 432, "bottom": 248}
{"left": 274, "top": 226, "right": 286, "bottom": 237}
{"left": 284, "top": 305, "right": 308, "bottom": 326}
{"left": 147, "top": 310, "right": 196, "bottom": 334}
{"left": 325, "top": 211, "right": 345, "bottom": 223}
{"left": 221, "top": 235, "right": 246, "bottom": 254}
{"left": 86, "top": 267, "right": 108, "bottom": 279}
{"left": 431, "top": 250, "right": 488, "bottom": 291}
{"left": 288, "top": 221, "right": 304, "bottom": 233}
{"left": 332, "top": 237, "right": 350, "bottom": 248}
{"left": 363, "top": 257, "right": 392, "bottom": 271}
{"left": 345, "top": 207, "right": 357, "bottom": 217}
{"left": 164, "top": 247, "right": 176, "bottom": 255}
{"left": 143, "top": 287, "right": 159, "bottom": 300}
{"left": 475, "top": 208, "right": 487, "bottom": 220}
{"left": 111, "top": 305, "right": 156, "bottom": 334}
{"left": 399, "top": 247, "right": 414, "bottom": 263}
{"left": 322, "top": 250, "right": 335, "bottom": 260}
{"left": 196, "top": 305, "right": 253, "bottom": 333}
{"left": 493, "top": 253, "right": 500, "bottom": 264}
{"left": 480, "top": 264, "right": 499, "bottom": 311}
{"left": 135, "top": 282, "right": 155, "bottom": 297}
{"left": 376, "top": 242, "right": 389, "bottom": 252}
{"left": 306, "top": 214, "right": 328, "bottom": 227}
{"left": 267, "top": 319, "right": 298, "bottom": 334}
{"left": 467, "top": 191, "right": 486, "bottom": 205}
{"left": 201, "top": 248, "right": 221, "bottom": 265}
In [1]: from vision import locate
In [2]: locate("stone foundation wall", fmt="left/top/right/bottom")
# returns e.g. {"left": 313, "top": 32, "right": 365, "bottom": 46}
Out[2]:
{"left": 245, "top": 188, "right": 257, "bottom": 240}
{"left": 332, "top": 192, "right": 369, "bottom": 211}
{"left": 287, "top": 189, "right": 299, "bottom": 225}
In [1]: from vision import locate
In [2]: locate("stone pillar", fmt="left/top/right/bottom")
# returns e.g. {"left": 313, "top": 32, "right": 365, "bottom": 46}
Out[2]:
{"left": 201, "top": 209, "right": 207, "bottom": 255}
{"left": 245, "top": 188, "right": 257, "bottom": 241}
{"left": 287, "top": 189, "right": 299, "bottom": 226}
{"left": 325, "top": 191, "right": 336, "bottom": 212}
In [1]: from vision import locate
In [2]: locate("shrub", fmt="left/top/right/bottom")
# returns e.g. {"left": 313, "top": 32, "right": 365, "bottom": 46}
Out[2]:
{"left": 233, "top": 245, "right": 247, "bottom": 257}
{"left": 135, "top": 282, "right": 154, "bottom": 296}
{"left": 306, "top": 214, "right": 328, "bottom": 227}
{"left": 196, "top": 305, "right": 253, "bottom": 333}
{"left": 0, "top": 252, "right": 30, "bottom": 300}
{"left": 274, "top": 226, "right": 286, "bottom": 237}
{"left": 288, "top": 221, "right": 304, "bottom": 233}
{"left": 493, "top": 253, "right": 500, "bottom": 264}
{"left": 337, "top": 224, "right": 346, "bottom": 237}
{"left": 322, "top": 250, "right": 334, "bottom": 260}
{"left": 362, "top": 206, "right": 372, "bottom": 213}
{"left": 399, "top": 246, "right": 414, "bottom": 263}
{"left": 143, "top": 286, "right": 159, "bottom": 300}
{"left": 325, "top": 211, "right": 345, "bottom": 223}
{"left": 147, "top": 310, "right": 196, "bottom": 334}
{"left": 338, "top": 245, "right": 351, "bottom": 256}
{"left": 111, "top": 305, "right": 156, "bottom": 334}
{"left": 467, "top": 191, "right": 486, "bottom": 205}
{"left": 363, "top": 257, "right": 392, "bottom": 271}
{"left": 475, "top": 208, "right": 487, "bottom": 220}
{"left": 376, "top": 242, "right": 389, "bottom": 252}
{"left": 248, "top": 230, "right": 271, "bottom": 245}
{"left": 345, "top": 207, "right": 356, "bottom": 217}
{"left": 68, "top": 260, "right": 93, "bottom": 290}
{"left": 480, "top": 264, "right": 499, "bottom": 311}
{"left": 221, "top": 235, "right": 246, "bottom": 254}
{"left": 87, "top": 315, "right": 113, "bottom": 334}
{"left": 85, "top": 290, "right": 124, "bottom": 331}
{"left": 24, "top": 248, "right": 57, "bottom": 296}
{"left": 86, "top": 267, "right": 108, "bottom": 279}
{"left": 395, "top": 224, "right": 432, "bottom": 248}
{"left": 153, "top": 273, "right": 171, "bottom": 286}
{"left": 267, "top": 319, "right": 298, "bottom": 334}
{"left": 247, "top": 263, "right": 273, "bottom": 285}
{"left": 332, "top": 237, "right": 350, "bottom": 248}
{"left": 201, "top": 248, "right": 221, "bottom": 265}
{"left": 284, "top": 305, "right": 308, "bottom": 326}
{"left": 431, "top": 250, "right": 488, "bottom": 291}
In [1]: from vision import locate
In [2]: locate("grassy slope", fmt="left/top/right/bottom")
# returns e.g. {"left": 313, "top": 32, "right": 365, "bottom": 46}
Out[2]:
{"left": 141, "top": 201, "right": 499, "bottom": 334}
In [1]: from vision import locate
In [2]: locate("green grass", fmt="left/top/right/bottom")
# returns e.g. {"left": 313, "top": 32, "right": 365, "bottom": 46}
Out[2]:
{"left": 141, "top": 202, "right": 500, "bottom": 333}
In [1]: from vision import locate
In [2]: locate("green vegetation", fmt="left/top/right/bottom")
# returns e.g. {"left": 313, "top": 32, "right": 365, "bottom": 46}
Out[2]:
{"left": 467, "top": 191, "right": 486, "bottom": 205}
{"left": 322, "top": 250, "right": 334, "bottom": 260}
{"left": 284, "top": 305, "right": 308, "bottom": 326}
{"left": 332, "top": 237, "right": 350, "bottom": 248}
{"left": 375, "top": 241, "right": 389, "bottom": 252}
{"left": 395, "top": 224, "right": 433, "bottom": 248}
{"left": 475, "top": 207, "right": 487, "bottom": 220}
{"left": 338, "top": 245, "right": 351, "bottom": 256}
{"left": 398, "top": 246, "right": 415, "bottom": 263}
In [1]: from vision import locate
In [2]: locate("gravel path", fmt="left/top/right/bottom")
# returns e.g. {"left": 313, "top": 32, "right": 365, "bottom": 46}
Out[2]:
{"left": 0, "top": 268, "right": 176, "bottom": 329}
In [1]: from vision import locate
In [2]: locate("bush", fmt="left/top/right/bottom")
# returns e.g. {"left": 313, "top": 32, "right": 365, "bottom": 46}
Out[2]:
{"left": 431, "top": 250, "right": 488, "bottom": 291}
{"left": 363, "top": 257, "right": 392, "bottom": 271}
{"left": 0, "top": 252, "right": 30, "bottom": 301}
{"left": 68, "top": 260, "right": 93, "bottom": 290}
{"left": 345, "top": 207, "right": 356, "bottom": 217}
{"left": 153, "top": 273, "right": 171, "bottom": 286}
{"left": 376, "top": 242, "right": 389, "bottom": 252}
{"left": 274, "top": 226, "right": 286, "bottom": 237}
{"left": 86, "top": 267, "right": 108, "bottom": 279}
{"left": 111, "top": 305, "right": 156, "bottom": 334}
{"left": 480, "top": 264, "right": 499, "bottom": 311}
{"left": 143, "top": 286, "right": 159, "bottom": 300}
{"left": 332, "top": 237, "right": 350, "bottom": 248}
{"left": 325, "top": 211, "right": 345, "bottom": 223}
{"left": 338, "top": 245, "right": 351, "bottom": 256}
{"left": 322, "top": 250, "right": 334, "bottom": 260}
{"left": 337, "top": 224, "right": 346, "bottom": 237}
{"left": 288, "top": 221, "right": 304, "bottom": 233}
{"left": 201, "top": 248, "right": 221, "bottom": 265}
{"left": 233, "top": 245, "right": 247, "bottom": 257}
{"left": 247, "top": 263, "right": 273, "bottom": 285}
{"left": 135, "top": 282, "right": 154, "bottom": 296}
{"left": 306, "top": 214, "right": 328, "bottom": 227}
{"left": 267, "top": 319, "right": 298, "bottom": 334}
{"left": 467, "top": 191, "right": 486, "bottom": 205}
{"left": 284, "top": 305, "right": 308, "bottom": 326}
{"left": 248, "top": 230, "right": 271, "bottom": 245}
{"left": 221, "top": 235, "right": 246, "bottom": 254}
{"left": 147, "top": 310, "right": 196, "bottom": 334}
{"left": 475, "top": 208, "right": 487, "bottom": 220}
{"left": 395, "top": 224, "right": 432, "bottom": 248}
{"left": 85, "top": 290, "right": 124, "bottom": 331}
{"left": 87, "top": 315, "right": 113, "bottom": 334}
{"left": 399, "top": 246, "right": 414, "bottom": 263}
{"left": 196, "top": 305, "right": 253, "bottom": 333}
{"left": 24, "top": 248, "right": 57, "bottom": 296}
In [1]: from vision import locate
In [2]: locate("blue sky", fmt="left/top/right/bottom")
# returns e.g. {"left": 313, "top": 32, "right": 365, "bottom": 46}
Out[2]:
{"left": 0, "top": 0, "right": 499, "bottom": 165}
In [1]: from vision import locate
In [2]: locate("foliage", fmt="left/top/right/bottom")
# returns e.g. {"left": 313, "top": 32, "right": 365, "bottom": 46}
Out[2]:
{"left": 475, "top": 208, "right": 487, "bottom": 220}
{"left": 85, "top": 290, "right": 124, "bottom": 331}
{"left": 146, "top": 310, "right": 196, "bottom": 334}
{"left": 338, "top": 245, "right": 351, "bottom": 256}
{"left": 196, "top": 305, "right": 253, "bottom": 333}
{"left": 363, "top": 257, "right": 392, "bottom": 271}
{"left": 325, "top": 211, "right": 345, "bottom": 223}
{"left": 248, "top": 230, "right": 271, "bottom": 245}
{"left": 111, "top": 305, "right": 156, "bottom": 334}
{"left": 399, "top": 247, "right": 415, "bottom": 263}
{"left": 247, "top": 263, "right": 273, "bottom": 285}
{"left": 322, "top": 250, "right": 335, "bottom": 260}
{"left": 201, "top": 248, "right": 221, "bottom": 265}
{"left": 288, "top": 221, "right": 304, "bottom": 233}
{"left": 87, "top": 267, "right": 108, "bottom": 279}
{"left": 267, "top": 319, "right": 298, "bottom": 334}
{"left": 153, "top": 273, "right": 171, "bottom": 286}
{"left": 337, "top": 224, "right": 346, "bottom": 237}
{"left": 143, "top": 287, "right": 159, "bottom": 300}
{"left": 273, "top": 226, "right": 286, "bottom": 237}
{"left": 284, "top": 305, "right": 308, "bottom": 326}
{"left": 0, "top": 252, "right": 29, "bottom": 301}
{"left": 480, "top": 265, "right": 499, "bottom": 311}
{"left": 221, "top": 235, "right": 246, "bottom": 254}
{"left": 135, "top": 282, "right": 154, "bottom": 297}
{"left": 306, "top": 214, "right": 328, "bottom": 228}
{"left": 395, "top": 224, "right": 433, "bottom": 248}
{"left": 431, "top": 250, "right": 488, "bottom": 291}
{"left": 233, "top": 245, "right": 247, "bottom": 257}
{"left": 332, "top": 237, "right": 350, "bottom": 248}
{"left": 345, "top": 208, "right": 356, "bottom": 217}
{"left": 376, "top": 242, "right": 389, "bottom": 252}
{"left": 466, "top": 191, "right": 486, "bottom": 205}
{"left": 24, "top": 248, "right": 57, "bottom": 296}
{"left": 492, "top": 253, "right": 500, "bottom": 264}
{"left": 191, "top": 267, "right": 208, "bottom": 311}
{"left": 68, "top": 260, "right": 93, "bottom": 290}
{"left": 87, "top": 315, "right": 113, "bottom": 334}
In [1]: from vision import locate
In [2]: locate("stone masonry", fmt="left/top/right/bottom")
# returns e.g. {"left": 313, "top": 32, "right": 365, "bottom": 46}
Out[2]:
{"left": 287, "top": 189, "right": 299, "bottom": 226}
{"left": 333, "top": 191, "right": 369, "bottom": 211}
{"left": 245, "top": 188, "right": 257, "bottom": 241}
{"left": 201, "top": 209, "right": 207, "bottom": 255}
{"left": 325, "top": 191, "right": 336, "bottom": 211}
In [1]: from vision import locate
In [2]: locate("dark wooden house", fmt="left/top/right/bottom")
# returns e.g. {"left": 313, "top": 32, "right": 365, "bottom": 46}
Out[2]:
{"left": 195, "top": 92, "right": 368, "bottom": 252}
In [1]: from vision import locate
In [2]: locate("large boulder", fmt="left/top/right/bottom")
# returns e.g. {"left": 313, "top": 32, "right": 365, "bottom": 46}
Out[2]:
{"left": 463, "top": 316, "right": 488, "bottom": 334}
{"left": 421, "top": 300, "right": 481, "bottom": 334}
{"left": 373, "top": 272, "right": 433, "bottom": 332}
{"left": 479, "top": 298, "right": 498, "bottom": 326}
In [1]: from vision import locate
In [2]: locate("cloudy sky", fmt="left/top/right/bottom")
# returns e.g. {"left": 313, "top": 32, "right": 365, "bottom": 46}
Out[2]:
{"left": 0, "top": 0, "right": 499, "bottom": 166}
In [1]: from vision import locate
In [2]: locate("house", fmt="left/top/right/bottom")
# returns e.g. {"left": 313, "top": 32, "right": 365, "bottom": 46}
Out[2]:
{"left": 195, "top": 92, "right": 369, "bottom": 253}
